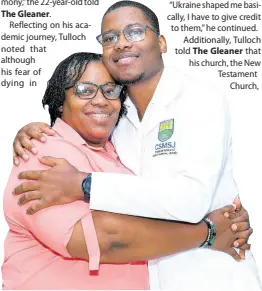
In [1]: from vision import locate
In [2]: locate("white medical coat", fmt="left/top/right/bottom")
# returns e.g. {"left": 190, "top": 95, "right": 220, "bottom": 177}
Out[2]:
{"left": 90, "top": 67, "right": 261, "bottom": 289}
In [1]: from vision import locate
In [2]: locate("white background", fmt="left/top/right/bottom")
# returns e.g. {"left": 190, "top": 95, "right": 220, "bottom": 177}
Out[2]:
{"left": 0, "top": 0, "right": 262, "bottom": 282}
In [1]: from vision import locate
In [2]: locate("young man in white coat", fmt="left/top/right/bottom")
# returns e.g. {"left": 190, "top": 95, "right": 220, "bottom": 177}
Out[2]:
{"left": 11, "top": 1, "right": 261, "bottom": 289}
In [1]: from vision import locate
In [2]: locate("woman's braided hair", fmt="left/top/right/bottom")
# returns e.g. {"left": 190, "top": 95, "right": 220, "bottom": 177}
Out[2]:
{"left": 42, "top": 52, "right": 127, "bottom": 126}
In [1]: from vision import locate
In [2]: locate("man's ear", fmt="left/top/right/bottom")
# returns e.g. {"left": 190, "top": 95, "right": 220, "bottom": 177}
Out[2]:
{"left": 158, "top": 34, "right": 167, "bottom": 53}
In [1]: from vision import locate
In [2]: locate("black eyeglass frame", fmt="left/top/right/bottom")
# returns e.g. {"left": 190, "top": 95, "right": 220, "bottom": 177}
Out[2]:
{"left": 65, "top": 81, "right": 123, "bottom": 100}
{"left": 96, "top": 23, "right": 159, "bottom": 47}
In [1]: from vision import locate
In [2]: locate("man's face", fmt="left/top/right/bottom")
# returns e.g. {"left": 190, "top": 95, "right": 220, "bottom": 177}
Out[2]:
{"left": 101, "top": 7, "right": 167, "bottom": 84}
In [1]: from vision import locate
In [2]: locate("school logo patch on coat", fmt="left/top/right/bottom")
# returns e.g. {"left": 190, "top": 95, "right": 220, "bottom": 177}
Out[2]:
{"left": 158, "top": 119, "right": 174, "bottom": 142}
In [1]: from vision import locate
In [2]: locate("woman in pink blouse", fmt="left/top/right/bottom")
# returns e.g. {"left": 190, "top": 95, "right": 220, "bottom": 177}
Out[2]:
{"left": 2, "top": 52, "right": 250, "bottom": 290}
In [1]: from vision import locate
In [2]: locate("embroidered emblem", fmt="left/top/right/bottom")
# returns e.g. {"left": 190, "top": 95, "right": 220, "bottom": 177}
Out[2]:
{"left": 158, "top": 119, "right": 174, "bottom": 142}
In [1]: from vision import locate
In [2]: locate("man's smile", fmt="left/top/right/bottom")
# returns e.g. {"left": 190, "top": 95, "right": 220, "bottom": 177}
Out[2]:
{"left": 113, "top": 52, "right": 139, "bottom": 65}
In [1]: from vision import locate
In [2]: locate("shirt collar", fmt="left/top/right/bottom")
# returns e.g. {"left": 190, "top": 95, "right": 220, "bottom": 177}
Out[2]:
{"left": 124, "top": 67, "right": 184, "bottom": 125}
{"left": 146, "top": 66, "right": 184, "bottom": 106}
{"left": 52, "top": 118, "right": 112, "bottom": 151}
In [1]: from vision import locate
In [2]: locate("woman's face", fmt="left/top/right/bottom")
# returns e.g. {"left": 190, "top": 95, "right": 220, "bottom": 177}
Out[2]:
{"left": 62, "top": 61, "right": 121, "bottom": 147}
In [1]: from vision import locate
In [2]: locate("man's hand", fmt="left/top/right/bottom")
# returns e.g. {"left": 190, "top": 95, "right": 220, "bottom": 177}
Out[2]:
{"left": 13, "top": 156, "right": 87, "bottom": 214}
{"left": 13, "top": 157, "right": 253, "bottom": 262}
{"left": 208, "top": 201, "right": 252, "bottom": 261}
{"left": 13, "top": 122, "right": 55, "bottom": 165}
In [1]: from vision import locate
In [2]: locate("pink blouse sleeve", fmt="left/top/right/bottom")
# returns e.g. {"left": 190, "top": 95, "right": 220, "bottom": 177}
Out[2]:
{"left": 3, "top": 137, "right": 100, "bottom": 270}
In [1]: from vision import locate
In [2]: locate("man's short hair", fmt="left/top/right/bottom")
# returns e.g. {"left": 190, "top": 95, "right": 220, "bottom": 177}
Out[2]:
{"left": 103, "top": 0, "right": 160, "bottom": 34}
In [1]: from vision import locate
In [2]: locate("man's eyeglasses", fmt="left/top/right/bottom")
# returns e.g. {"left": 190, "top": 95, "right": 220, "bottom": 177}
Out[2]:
{"left": 66, "top": 82, "right": 123, "bottom": 100}
{"left": 96, "top": 23, "right": 159, "bottom": 48}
